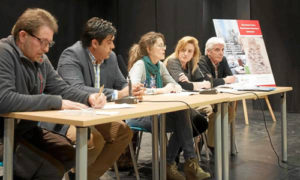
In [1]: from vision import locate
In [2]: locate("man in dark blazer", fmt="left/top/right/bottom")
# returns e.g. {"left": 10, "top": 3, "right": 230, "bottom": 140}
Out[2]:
{"left": 198, "top": 37, "right": 236, "bottom": 150}
{"left": 56, "top": 17, "right": 142, "bottom": 179}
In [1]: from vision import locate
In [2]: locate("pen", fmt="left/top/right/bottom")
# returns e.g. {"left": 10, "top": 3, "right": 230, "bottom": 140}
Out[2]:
{"left": 99, "top": 85, "right": 104, "bottom": 96}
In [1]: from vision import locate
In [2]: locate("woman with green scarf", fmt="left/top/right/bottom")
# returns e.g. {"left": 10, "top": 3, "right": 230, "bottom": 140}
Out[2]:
{"left": 126, "top": 32, "right": 210, "bottom": 180}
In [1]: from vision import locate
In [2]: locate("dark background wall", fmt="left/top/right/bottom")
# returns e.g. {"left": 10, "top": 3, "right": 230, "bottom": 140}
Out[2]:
{"left": 0, "top": 0, "right": 299, "bottom": 112}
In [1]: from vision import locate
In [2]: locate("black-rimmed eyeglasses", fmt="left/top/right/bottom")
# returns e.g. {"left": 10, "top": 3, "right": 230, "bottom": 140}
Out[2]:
{"left": 26, "top": 31, "right": 55, "bottom": 48}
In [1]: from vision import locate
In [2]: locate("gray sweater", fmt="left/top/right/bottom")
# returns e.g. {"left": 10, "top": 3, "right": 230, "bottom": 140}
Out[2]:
{"left": 0, "top": 36, "right": 90, "bottom": 136}
{"left": 129, "top": 60, "right": 178, "bottom": 86}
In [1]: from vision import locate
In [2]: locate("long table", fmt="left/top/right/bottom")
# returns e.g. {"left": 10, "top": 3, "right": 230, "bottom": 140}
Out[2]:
{"left": 1, "top": 87, "right": 292, "bottom": 180}
{"left": 1, "top": 93, "right": 231, "bottom": 180}
{"left": 219, "top": 86, "right": 293, "bottom": 180}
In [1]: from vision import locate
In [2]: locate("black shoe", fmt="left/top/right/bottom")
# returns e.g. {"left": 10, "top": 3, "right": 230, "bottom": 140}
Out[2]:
{"left": 68, "top": 171, "right": 75, "bottom": 180}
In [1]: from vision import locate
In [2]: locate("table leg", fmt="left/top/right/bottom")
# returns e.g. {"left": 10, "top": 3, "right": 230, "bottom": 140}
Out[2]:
{"left": 215, "top": 103, "right": 222, "bottom": 180}
{"left": 76, "top": 127, "right": 88, "bottom": 180}
{"left": 160, "top": 114, "right": 166, "bottom": 180}
{"left": 230, "top": 115, "right": 237, "bottom": 156}
{"left": 3, "top": 118, "right": 14, "bottom": 180}
{"left": 222, "top": 103, "right": 229, "bottom": 180}
{"left": 152, "top": 115, "right": 159, "bottom": 180}
{"left": 281, "top": 92, "right": 287, "bottom": 162}
{"left": 242, "top": 99, "right": 249, "bottom": 125}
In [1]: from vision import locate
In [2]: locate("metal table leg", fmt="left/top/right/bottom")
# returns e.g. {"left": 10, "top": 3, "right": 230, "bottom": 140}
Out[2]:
{"left": 3, "top": 118, "right": 14, "bottom": 180}
{"left": 215, "top": 103, "right": 222, "bottom": 180}
{"left": 222, "top": 103, "right": 229, "bottom": 180}
{"left": 281, "top": 92, "right": 287, "bottom": 162}
{"left": 152, "top": 115, "right": 159, "bottom": 180}
{"left": 76, "top": 127, "right": 88, "bottom": 180}
{"left": 230, "top": 115, "right": 237, "bottom": 156}
{"left": 160, "top": 114, "right": 166, "bottom": 180}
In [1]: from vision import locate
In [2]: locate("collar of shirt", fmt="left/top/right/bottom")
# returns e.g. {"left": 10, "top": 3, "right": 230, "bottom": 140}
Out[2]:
{"left": 87, "top": 48, "right": 97, "bottom": 65}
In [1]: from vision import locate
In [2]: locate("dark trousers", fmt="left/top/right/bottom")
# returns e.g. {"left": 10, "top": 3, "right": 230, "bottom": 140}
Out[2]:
{"left": 13, "top": 127, "right": 75, "bottom": 180}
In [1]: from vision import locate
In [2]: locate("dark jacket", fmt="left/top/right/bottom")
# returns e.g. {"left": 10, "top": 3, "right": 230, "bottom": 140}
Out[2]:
{"left": 0, "top": 36, "right": 90, "bottom": 136}
{"left": 57, "top": 41, "right": 127, "bottom": 101}
{"left": 198, "top": 55, "right": 233, "bottom": 87}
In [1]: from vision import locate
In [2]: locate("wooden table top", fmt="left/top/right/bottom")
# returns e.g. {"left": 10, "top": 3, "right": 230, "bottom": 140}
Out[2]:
{"left": 0, "top": 87, "right": 292, "bottom": 127}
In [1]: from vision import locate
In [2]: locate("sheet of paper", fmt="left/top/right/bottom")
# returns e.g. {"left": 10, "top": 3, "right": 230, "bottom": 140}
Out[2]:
{"left": 59, "top": 109, "right": 95, "bottom": 115}
{"left": 216, "top": 88, "right": 238, "bottom": 93}
{"left": 161, "top": 92, "right": 199, "bottom": 96}
{"left": 95, "top": 111, "right": 119, "bottom": 115}
{"left": 102, "top": 104, "right": 136, "bottom": 109}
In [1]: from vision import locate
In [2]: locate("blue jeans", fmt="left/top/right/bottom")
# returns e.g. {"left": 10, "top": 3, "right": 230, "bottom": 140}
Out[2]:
{"left": 126, "top": 110, "right": 196, "bottom": 163}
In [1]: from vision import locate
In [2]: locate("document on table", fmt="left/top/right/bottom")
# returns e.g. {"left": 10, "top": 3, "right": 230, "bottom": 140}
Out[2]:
{"left": 58, "top": 104, "right": 135, "bottom": 116}
{"left": 161, "top": 92, "right": 199, "bottom": 96}
{"left": 102, "top": 104, "right": 136, "bottom": 109}
{"left": 95, "top": 111, "right": 120, "bottom": 115}
{"left": 59, "top": 109, "right": 120, "bottom": 116}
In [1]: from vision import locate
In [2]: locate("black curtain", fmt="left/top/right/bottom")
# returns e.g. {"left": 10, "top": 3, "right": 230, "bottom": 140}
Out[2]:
{"left": 0, "top": 0, "right": 299, "bottom": 112}
{"left": 0, "top": 0, "right": 117, "bottom": 68}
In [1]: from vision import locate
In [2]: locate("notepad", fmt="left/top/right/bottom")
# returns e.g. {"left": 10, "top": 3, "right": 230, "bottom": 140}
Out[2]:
{"left": 235, "top": 86, "right": 275, "bottom": 92}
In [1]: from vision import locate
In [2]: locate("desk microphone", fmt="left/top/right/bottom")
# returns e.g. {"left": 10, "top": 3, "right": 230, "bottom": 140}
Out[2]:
{"left": 199, "top": 73, "right": 217, "bottom": 94}
{"left": 115, "top": 75, "right": 138, "bottom": 104}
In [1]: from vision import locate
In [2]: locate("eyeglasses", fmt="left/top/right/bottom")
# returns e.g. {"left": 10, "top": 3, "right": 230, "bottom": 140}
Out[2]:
{"left": 26, "top": 31, "right": 55, "bottom": 48}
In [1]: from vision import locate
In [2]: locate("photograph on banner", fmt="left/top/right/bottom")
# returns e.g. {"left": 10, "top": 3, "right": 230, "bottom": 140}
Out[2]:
{"left": 213, "top": 19, "right": 275, "bottom": 87}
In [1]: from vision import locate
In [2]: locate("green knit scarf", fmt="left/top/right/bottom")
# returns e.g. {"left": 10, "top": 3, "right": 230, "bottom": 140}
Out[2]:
{"left": 142, "top": 56, "right": 163, "bottom": 88}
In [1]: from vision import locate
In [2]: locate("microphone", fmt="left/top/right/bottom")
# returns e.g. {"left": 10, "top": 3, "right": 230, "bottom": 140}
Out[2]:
{"left": 115, "top": 75, "right": 138, "bottom": 104}
{"left": 206, "top": 73, "right": 214, "bottom": 88}
{"left": 199, "top": 73, "right": 217, "bottom": 94}
{"left": 128, "top": 75, "right": 132, "bottom": 96}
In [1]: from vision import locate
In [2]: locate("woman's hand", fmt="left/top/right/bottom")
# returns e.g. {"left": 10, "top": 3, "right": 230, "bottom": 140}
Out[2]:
{"left": 132, "top": 83, "right": 145, "bottom": 100}
{"left": 178, "top": 73, "right": 190, "bottom": 82}
{"left": 193, "top": 81, "right": 211, "bottom": 91}
{"left": 162, "top": 83, "right": 175, "bottom": 94}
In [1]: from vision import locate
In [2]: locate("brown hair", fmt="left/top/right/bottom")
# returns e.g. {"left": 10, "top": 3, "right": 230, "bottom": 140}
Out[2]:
{"left": 128, "top": 31, "right": 165, "bottom": 71}
{"left": 11, "top": 8, "right": 58, "bottom": 40}
{"left": 165, "top": 36, "right": 201, "bottom": 74}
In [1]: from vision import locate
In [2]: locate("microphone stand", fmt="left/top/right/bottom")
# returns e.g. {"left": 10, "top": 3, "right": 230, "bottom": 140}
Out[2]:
{"left": 199, "top": 73, "right": 218, "bottom": 94}
{"left": 115, "top": 75, "right": 138, "bottom": 104}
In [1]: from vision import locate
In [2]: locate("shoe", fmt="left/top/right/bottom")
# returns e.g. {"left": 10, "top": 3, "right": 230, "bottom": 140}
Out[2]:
{"left": 183, "top": 158, "right": 210, "bottom": 180}
{"left": 167, "top": 162, "right": 186, "bottom": 180}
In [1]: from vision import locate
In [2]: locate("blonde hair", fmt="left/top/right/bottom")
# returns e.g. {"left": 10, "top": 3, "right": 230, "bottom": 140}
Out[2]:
{"left": 128, "top": 31, "right": 165, "bottom": 71}
{"left": 11, "top": 8, "right": 58, "bottom": 40}
{"left": 165, "top": 36, "right": 201, "bottom": 74}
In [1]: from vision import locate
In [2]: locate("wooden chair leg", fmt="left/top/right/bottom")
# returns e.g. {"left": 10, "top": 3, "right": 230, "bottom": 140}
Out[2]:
{"left": 114, "top": 162, "right": 121, "bottom": 180}
{"left": 242, "top": 99, "right": 249, "bottom": 125}
{"left": 202, "top": 133, "right": 210, "bottom": 161}
{"left": 264, "top": 96, "right": 276, "bottom": 122}
{"left": 129, "top": 142, "right": 140, "bottom": 180}
{"left": 194, "top": 136, "right": 201, "bottom": 161}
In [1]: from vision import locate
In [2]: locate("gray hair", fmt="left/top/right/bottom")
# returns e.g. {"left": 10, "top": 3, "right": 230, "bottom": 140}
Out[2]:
{"left": 204, "top": 37, "right": 225, "bottom": 55}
